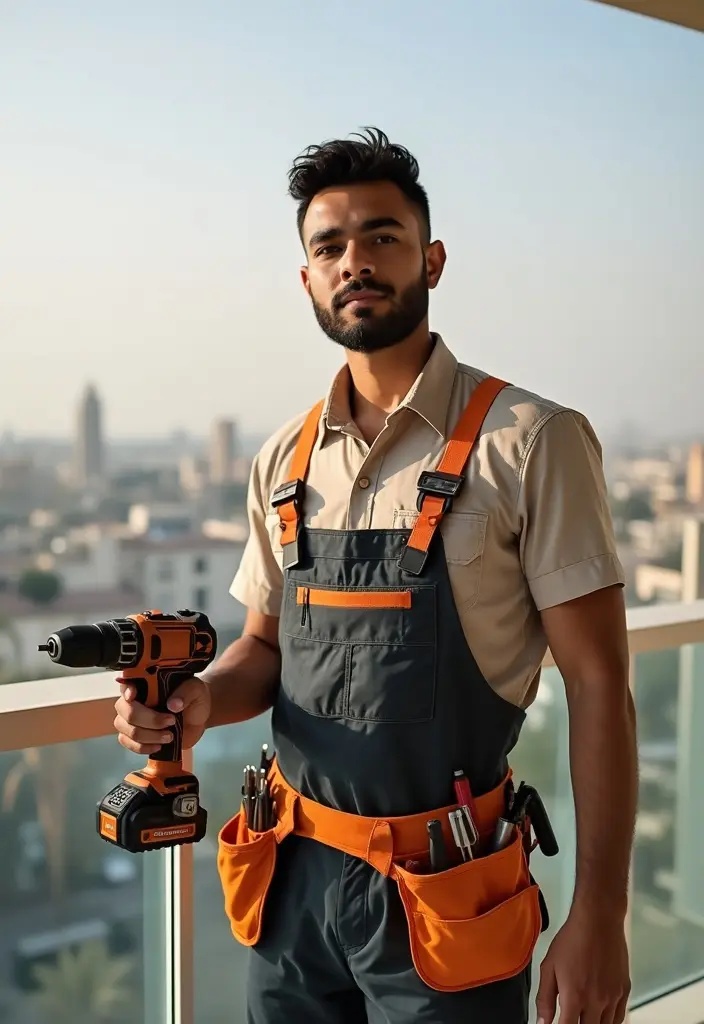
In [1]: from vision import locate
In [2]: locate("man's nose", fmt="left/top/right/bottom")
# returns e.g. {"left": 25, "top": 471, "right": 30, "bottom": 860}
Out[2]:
{"left": 340, "top": 241, "right": 375, "bottom": 281}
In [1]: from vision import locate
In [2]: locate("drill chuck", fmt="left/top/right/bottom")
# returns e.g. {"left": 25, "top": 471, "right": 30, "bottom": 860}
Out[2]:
{"left": 38, "top": 619, "right": 141, "bottom": 669}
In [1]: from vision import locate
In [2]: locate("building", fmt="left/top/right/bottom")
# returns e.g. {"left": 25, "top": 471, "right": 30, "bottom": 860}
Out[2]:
{"left": 634, "top": 563, "right": 683, "bottom": 604}
{"left": 179, "top": 454, "right": 207, "bottom": 495}
{"left": 686, "top": 443, "right": 704, "bottom": 506}
{"left": 0, "top": 458, "right": 35, "bottom": 493}
{"left": 74, "top": 384, "right": 104, "bottom": 488}
{"left": 208, "top": 418, "right": 237, "bottom": 484}
{"left": 127, "top": 502, "right": 196, "bottom": 539}
{"left": 119, "top": 534, "right": 246, "bottom": 640}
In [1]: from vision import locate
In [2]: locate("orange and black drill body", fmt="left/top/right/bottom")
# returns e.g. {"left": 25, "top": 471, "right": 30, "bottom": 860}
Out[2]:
{"left": 39, "top": 609, "right": 217, "bottom": 852}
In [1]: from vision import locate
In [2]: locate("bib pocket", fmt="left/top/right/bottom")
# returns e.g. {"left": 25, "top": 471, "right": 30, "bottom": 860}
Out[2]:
{"left": 392, "top": 829, "right": 542, "bottom": 992}
{"left": 281, "top": 582, "right": 437, "bottom": 723}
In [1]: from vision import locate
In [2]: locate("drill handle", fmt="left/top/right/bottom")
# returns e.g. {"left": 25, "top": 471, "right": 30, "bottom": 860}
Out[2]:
{"left": 137, "top": 667, "right": 195, "bottom": 765}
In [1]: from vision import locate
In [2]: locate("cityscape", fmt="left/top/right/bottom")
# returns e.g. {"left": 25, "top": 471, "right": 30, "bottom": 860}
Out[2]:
{"left": 1, "top": 380, "right": 704, "bottom": 687}
{"left": 0, "top": 383, "right": 255, "bottom": 686}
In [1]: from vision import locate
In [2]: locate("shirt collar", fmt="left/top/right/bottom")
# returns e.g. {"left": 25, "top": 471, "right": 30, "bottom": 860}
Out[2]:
{"left": 321, "top": 334, "right": 458, "bottom": 443}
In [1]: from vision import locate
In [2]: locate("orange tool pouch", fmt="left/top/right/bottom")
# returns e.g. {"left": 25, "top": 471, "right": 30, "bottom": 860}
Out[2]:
{"left": 216, "top": 760, "right": 543, "bottom": 992}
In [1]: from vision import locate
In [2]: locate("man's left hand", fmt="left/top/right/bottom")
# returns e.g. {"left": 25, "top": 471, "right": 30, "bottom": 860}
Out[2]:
{"left": 535, "top": 905, "right": 631, "bottom": 1024}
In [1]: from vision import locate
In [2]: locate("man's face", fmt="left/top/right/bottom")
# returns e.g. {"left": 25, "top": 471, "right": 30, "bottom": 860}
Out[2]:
{"left": 300, "top": 181, "right": 446, "bottom": 354}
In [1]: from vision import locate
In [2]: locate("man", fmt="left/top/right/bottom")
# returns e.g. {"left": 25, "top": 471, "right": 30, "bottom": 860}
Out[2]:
{"left": 114, "top": 127, "right": 637, "bottom": 1024}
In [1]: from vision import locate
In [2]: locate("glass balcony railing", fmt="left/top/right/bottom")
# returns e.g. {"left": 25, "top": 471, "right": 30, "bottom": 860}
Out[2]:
{"left": 2, "top": 600, "right": 704, "bottom": 1023}
{"left": 0, "top": 734, "right": 172, "bottom": 1024}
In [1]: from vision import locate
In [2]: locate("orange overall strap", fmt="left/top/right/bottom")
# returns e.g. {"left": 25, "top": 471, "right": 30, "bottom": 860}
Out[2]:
{"left": 398, "top": 376, "right": 509, "bottom": 575}
{"left": 271, "top": 399, "right": 324, "bottom": 569}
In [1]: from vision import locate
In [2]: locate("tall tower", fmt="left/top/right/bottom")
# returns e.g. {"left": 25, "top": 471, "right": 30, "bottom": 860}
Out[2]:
{"left": 686, "top": 443, "right": 704, "bottom": 506}
{"left": 209, "top": 418, "right": 237, "bottom": 484}
{"left": 75, "top": 383, "right": 104, "bottom": 487}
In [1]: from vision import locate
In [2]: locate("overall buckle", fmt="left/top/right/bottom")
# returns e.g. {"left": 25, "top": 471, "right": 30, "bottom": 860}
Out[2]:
{"left": 271, "top": 479, "right": 305, "bottom": 569}
{"left": 415, "top": 470, "right": 464, "bottom": 513}
{"left": 271, "top": 478, "right": 304, "bottom": 510}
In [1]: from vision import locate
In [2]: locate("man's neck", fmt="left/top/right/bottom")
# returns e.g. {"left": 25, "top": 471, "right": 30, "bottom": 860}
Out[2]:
{"left": 346, "top": 327, "right": 434, "bottom": 446}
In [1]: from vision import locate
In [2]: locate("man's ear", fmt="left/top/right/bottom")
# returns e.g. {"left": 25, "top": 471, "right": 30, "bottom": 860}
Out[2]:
{"left": 300, "top": 266, "right": 311, "bottom": 296}
{"left": 425, "top": 240, "right": 447, "bottom": 290}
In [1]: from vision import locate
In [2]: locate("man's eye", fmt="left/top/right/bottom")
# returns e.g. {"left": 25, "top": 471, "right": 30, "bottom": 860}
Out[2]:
{"left": 316, "top": 245, "right": 341, "bottom": 258}
{"left": 375, "top": 235, "right": 397, "bottom": 244}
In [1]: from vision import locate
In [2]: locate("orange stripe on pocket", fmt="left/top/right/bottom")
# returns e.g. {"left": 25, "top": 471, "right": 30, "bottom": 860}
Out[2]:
{"left": 296, "top": 587, "right": 412, "bottom": 610}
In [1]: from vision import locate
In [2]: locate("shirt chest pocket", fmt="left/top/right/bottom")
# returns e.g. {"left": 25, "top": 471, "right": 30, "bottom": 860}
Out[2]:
{"left": 392, "top": 509, "right": 488, "bottom": 611}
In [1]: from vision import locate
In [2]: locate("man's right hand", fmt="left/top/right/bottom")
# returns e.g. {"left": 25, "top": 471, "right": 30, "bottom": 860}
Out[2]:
{"left": 113, "top": 676, "right": 212, "bottom": 755}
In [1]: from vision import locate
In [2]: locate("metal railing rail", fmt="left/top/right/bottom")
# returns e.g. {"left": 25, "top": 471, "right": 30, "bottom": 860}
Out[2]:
{"left": 3, "top": 599, "right": 704, "bottom": 752}
{"left": 2, "top": 598, "right": 704, "bottom": 1024}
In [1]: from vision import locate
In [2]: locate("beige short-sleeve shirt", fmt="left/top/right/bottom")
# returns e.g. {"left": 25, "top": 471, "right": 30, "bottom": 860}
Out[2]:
{"left": 230, "top": 335, "right": 625, "bottom": 709}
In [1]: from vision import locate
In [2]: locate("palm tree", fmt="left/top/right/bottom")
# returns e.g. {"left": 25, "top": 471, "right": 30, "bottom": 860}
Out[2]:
{"left": 30, "top": 939, "right": 137, "bottom": 1024}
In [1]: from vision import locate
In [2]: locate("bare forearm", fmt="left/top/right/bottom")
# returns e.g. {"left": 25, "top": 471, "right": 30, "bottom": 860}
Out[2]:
{"left": 199, "top": 633, "right": 281, "bottom": 728}
{"left": 568, "top": 683, "right": 638, "bottom": 919}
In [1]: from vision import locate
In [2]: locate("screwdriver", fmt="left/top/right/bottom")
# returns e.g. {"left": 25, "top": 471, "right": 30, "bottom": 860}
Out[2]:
{"left": 241, "top": 765, "right": 256, "bottom": 828}
{"left": 427, "top": 819, "right": 448, "bottom": 873}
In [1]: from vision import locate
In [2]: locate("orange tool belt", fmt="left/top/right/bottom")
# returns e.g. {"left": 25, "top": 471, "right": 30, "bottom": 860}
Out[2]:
{"left": 217, "top": 759, "right": 543, "bottom": 993}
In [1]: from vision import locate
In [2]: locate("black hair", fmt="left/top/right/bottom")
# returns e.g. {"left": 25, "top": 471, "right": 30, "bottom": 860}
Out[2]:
{"left": 287, "top": 127, "right": 431, "bottom": 244}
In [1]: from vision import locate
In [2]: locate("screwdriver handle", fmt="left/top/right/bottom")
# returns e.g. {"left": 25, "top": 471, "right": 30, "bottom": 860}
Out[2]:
{"left": 427, "top": 819, "right": 448, "bottom": 873}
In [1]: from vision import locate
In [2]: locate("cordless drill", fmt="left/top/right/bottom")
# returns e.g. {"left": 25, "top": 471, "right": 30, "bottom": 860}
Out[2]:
{"left": 38, "top": 609, "right": 217, "bottom": 853}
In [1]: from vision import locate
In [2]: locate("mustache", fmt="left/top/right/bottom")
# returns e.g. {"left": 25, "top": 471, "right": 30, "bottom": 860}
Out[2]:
{"left": 333, "top": 279, "right": 394, "bottom": 310}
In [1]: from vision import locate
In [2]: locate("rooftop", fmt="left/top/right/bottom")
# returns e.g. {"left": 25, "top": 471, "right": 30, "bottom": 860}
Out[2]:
{"left": 121, "top": 534, "right": 241, "bottom": 554}
{"left": 0, "top": 585, "right": 142, "bottom": 619}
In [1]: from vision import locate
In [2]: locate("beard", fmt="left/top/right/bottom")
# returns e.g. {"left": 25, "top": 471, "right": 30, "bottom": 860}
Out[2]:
{"left": 310, "top": 264, "right": 429, "bottom": 354}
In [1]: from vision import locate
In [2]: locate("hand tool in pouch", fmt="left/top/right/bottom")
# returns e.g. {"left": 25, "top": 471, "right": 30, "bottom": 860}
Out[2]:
{"left": 449, "top": 809, "right": 474, "bottom": 862}
{"left": 427, "top": 819, "right": 449, "bottom": 873}
{"left": 452, "top": 769, "right": 479, "bottom": 847}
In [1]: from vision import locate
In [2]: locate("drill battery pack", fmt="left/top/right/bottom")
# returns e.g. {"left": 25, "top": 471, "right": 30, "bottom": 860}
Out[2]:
{"left": 97, "top": 765, "right": 207, "bottom": 853}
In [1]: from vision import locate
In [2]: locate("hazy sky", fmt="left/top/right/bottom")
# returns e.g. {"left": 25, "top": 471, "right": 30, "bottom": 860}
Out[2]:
{"left": 2, "top": 0, "right": 702, "bottom": 444}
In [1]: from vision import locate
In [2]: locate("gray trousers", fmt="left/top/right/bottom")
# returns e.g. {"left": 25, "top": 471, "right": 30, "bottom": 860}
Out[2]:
{"left": 245, "top": 836, "right": 531, "bottom": 1024}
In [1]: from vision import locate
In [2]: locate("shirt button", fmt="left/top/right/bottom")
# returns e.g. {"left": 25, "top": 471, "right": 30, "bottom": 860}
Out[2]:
{"left": 358, "top": 477, "right": 370, "bottom": 490}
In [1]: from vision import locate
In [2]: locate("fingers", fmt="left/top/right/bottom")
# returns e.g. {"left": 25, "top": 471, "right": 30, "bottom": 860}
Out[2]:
{"left": 118, "top": 681, "right": 135, "bottom": 702}
{"left": 113, "top": 692, "right": 176, "bottom": 755}
{"left": 166, "top": 677, "right": 210, "bottom": 725}
{"left": 576, "top": 1003, "right": 603, "bottom": 1024}
{"left": 605, "top": 990, "right": 630, "bottom": 1024}
{"left": 536, "top": 961, "right": 558, "bottom": 1024}
{"left": 554, "top": 998, "right": 580, "bottom": 1024}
